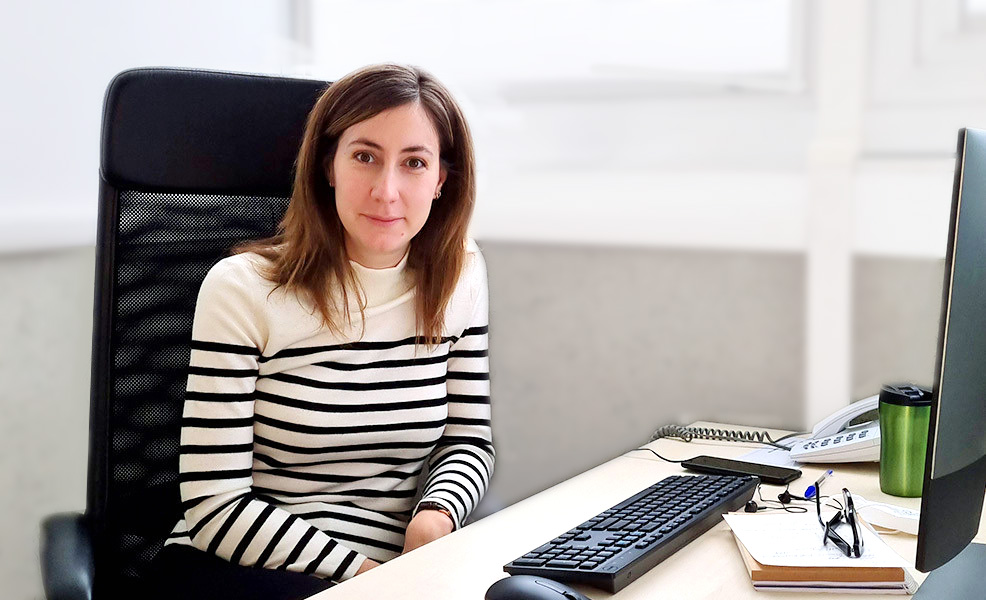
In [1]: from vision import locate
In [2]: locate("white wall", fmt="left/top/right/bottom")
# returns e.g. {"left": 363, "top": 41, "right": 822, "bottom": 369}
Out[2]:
{"left": 1, "top": 0, "right": 289, "bottom": 252}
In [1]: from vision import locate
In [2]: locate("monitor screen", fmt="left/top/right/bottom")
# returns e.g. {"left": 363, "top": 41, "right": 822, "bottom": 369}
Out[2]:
{"left": 915, "top": 127, "right": 986, "bottom": 572}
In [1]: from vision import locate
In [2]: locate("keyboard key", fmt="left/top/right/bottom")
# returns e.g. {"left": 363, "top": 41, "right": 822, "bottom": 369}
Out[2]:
{"left": 546, "top": 560, "right": 580, "bottom": 569}
{"left": 512, "top": 558, "right": 545, "bottom": 567}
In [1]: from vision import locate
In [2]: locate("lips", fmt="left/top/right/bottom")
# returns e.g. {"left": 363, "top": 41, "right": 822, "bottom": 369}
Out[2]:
{"left": 364, "top": 214, "right": 403, "bottom": 224}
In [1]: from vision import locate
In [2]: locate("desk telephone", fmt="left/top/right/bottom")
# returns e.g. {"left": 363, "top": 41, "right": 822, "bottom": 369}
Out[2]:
{"left": 788, "top": 394, "right": 881, "bottom": 463}
{"left": 653, "top": 395, "right": 883, "bottom": 464}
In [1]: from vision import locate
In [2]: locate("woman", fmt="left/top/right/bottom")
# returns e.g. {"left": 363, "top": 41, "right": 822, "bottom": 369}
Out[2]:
{"left": 147, "top": 63, "right": 494, "bottom": 599}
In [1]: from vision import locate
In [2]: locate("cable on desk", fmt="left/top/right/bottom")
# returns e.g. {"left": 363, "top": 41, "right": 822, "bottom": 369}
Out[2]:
{"left": 628, "top": 447, "right": 689, "bottom": 463}
{"left": 649, "top": 425, "right": 806, "bottom": 450}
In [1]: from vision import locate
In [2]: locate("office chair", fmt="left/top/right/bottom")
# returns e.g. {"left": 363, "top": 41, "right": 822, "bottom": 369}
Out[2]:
{"left": 40, "top": 67, "right": 328, "bottom": 600}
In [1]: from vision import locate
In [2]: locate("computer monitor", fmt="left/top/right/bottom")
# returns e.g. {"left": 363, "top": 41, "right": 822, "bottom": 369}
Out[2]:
{"left": 915, "top": 127, "right": 986, "bottom": 573}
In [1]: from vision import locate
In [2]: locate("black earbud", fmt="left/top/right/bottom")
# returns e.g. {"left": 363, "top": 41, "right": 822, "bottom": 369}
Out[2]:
{"left": 778, "top": 489, "right": 808, "bottom": 504}
{"left": 744, "top": 500, "right": 759, "bottom": 513}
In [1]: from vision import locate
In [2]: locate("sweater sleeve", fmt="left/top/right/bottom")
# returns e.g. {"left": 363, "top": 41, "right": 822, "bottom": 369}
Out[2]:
{"left": 415, "top": 250, "right": 495, "bottom": 529}
{"left": 178, "top": 257, "right": 367, "bottom": 581}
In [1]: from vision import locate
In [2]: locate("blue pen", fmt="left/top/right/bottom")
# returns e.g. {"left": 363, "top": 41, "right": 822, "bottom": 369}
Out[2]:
{"left": 804, "top": 469, "right": 833, "bottom": 499}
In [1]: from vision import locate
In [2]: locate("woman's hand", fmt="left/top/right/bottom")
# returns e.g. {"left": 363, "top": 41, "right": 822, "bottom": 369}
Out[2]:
{"left": 401, "top": 509, "right": 455, "bottom": 554}
{"left": 355, "top": 558, "right": 380, "bottom": 575}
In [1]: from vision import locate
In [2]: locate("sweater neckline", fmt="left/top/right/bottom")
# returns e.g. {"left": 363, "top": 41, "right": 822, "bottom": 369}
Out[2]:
{"left": 348, "top": 250, "right": 412, "bottom": 308}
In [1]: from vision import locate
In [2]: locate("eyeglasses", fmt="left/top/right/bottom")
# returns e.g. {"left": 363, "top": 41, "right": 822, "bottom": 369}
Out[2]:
{"left": 813, "top": 477, "right": 863, "bottom": 558}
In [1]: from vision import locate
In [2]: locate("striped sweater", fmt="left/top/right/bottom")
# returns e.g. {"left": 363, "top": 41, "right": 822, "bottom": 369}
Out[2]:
{"left": 166, "top": 240, "right": 494, "bottom": 583}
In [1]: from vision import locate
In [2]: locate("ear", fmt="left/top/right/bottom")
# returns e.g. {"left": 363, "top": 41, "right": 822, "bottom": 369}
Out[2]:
{"left": 436, "top": 167, "right": 448, "bottom": 197}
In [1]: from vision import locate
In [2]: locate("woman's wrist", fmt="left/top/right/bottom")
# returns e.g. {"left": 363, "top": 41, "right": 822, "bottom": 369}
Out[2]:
{"left": 355, "top": 557, "right": 379, "bottom": 575}
{"left": 416, "top": 501, "right": 455, "bottom": 530}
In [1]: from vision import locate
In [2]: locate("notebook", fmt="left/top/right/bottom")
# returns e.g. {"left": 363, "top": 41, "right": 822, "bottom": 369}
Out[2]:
{"left": 724, "top": 512, "right": 918, "bottom": 594}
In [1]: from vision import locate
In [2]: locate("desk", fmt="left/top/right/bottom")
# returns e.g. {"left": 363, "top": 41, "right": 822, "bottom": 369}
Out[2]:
{"left": 310, "top": 423, "right": 986, "bottom": 599}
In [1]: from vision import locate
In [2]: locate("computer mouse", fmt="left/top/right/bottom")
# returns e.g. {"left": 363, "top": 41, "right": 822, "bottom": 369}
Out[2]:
{"left": 485, "top": 575, "right": 592, "bottom": 600}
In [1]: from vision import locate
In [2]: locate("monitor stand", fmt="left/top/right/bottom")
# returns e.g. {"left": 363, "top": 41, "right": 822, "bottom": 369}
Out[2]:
{"left": 913, "top": 543, "right": 986, "bottom": 598}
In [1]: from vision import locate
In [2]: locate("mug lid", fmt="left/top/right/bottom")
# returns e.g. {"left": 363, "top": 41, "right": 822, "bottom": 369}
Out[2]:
{"left": 879, "top": 383, "right": 932, "bottom": 407}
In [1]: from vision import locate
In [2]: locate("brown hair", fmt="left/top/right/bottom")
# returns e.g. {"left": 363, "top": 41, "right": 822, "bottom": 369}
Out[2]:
{"left": 238, "top": 63, "right": 476, "bottom": 345}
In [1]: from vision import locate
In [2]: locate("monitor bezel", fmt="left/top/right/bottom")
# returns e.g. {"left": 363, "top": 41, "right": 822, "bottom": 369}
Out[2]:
{"left": 915, "top": 127, "right": 986, "bottom": 572}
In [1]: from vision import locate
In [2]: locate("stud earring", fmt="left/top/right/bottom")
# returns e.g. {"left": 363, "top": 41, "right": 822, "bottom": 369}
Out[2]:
{"left": 435, "top": 190, "right": 442, "bottom": 200}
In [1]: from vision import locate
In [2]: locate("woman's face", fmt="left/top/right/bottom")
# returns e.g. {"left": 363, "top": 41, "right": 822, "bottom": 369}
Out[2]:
{"left": 329, "top": 102, "right": 447, "bottom": 269}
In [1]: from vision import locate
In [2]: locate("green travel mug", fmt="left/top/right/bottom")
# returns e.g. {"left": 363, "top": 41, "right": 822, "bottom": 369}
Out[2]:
{"left": 879, "top": 384, "right": 932, "bottom": 497}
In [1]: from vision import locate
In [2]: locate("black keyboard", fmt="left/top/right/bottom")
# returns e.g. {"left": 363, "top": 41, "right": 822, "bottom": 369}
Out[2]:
{"left": 503, "top": 474, "right": 758, "bottom": 593}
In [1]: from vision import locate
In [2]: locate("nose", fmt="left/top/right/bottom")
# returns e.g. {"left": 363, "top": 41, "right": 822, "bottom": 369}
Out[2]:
{"left": 371, "top": 166, "right": 400, "bottom": 203}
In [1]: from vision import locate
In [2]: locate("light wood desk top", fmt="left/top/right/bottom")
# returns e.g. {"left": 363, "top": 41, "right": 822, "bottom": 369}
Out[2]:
{"left": 311, "top": 423, "right": 986, "bottom": 599}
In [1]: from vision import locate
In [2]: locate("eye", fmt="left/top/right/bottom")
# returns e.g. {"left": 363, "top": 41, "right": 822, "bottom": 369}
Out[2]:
{"left": 354, "top": 151, "right": 374, "bottom": 163}
{"left": 406, "top": 157, "right": 427, "bottom": 169}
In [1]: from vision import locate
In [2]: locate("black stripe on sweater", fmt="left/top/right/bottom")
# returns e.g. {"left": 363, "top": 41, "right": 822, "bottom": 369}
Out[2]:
{"left": 446, "top": 417, "right": 492, "bottom": 427}
{"left": 185, "top": 391, "right": 254, "bottom": 403}
{"left": 253, "top": 436, "right": 439, "bottom": 455}
{"left": 314, "top": 353, "right": 449, "bottom": 371}
{"left": 252, "top": 487, "right": 418, "bottom": 499}
{"left": 181, "top": 443, "right": 254, "bottom": 455}
{"left": 267, "top": 372, "right": 446, "bottom": 391}
{"left": 434, "top": 436, "right": 494, "bottom": 453}
{"left": 446, "top": 394, "right": 491, "bottom": 405}
{"left": 446, "top": 371, "right": 490, "bottom": 381}
{"left": 188, "top": 366, "right": 260, "bottom": 378}
{"left": 182, "top": 416, "right": 253, "bottom": 429}
{"left": 449, "top": 349, "right": 488, "bottom": 358}
{"left": 254, "top": 452, "right": 427, "bottom": 469}
{"left": 254, "top": 465, "right": 422, "bottom": 484}
{"left": 179, "top": 468, "right": 253, "bottom": 483}
{"left": 254, "top": 414, "right": 445, "bottom": 435}
{"left": 255, "top": 390, "right": 446, "bottom": 413}
{"left": 460, "top": 325, "right": 489, "bottom": 337}
{"left": 191, "top": 340, "right": 261, "bottom": 356}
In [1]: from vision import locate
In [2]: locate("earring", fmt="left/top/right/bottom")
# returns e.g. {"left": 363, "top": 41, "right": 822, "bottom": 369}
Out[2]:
{"left": 435, "top": 190, "right": 442, "bottom": 200}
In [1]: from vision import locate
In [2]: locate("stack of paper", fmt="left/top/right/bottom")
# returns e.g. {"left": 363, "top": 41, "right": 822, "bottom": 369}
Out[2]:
{"left": 724, "top": 512, "right": 918, "bottom": 594}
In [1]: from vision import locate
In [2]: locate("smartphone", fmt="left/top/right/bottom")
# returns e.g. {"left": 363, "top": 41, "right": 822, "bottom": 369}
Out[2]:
{"left": 680, "top": 455, "right": 801, "bottom": 485}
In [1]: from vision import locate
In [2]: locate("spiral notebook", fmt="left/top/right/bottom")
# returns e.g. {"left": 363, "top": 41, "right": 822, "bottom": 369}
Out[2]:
{"left": 724, "top": 512, "right": 918, "bottom": 594}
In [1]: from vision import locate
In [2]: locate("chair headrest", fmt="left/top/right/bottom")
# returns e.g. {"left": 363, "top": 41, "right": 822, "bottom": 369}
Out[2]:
{"left": 100, "top": 67, "right": 329, "bottom": 196}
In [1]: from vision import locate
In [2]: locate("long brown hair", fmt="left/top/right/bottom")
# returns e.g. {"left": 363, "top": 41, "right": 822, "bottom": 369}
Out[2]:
{"left": 238, "top": 63, "right": 476, "bottom": 345}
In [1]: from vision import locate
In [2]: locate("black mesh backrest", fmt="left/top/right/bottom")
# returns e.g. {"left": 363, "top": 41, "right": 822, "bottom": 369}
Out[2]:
{"left": 108, "top": 191, "right": 288, "bottom": 580}
{"left": 88, "top": 68, "right": 328, "bottom": 596}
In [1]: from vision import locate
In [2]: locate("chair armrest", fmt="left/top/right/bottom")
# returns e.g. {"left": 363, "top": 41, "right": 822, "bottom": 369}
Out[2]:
{"left": 41, "top": 513, "right": 93, "bottom": 600}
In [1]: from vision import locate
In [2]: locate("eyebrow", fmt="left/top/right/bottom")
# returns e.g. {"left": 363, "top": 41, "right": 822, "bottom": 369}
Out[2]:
{"left": 348, "top": 138, "right": 434, "bottom": 157}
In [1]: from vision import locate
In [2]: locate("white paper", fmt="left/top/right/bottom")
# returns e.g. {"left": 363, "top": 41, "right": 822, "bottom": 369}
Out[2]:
{"left": 739, "top": 438, "right": 801, "bottom": 468}
{"left": 852, "top": 495, "right": 920, "bottom": 535}
{"left": 723, "top": 511, "right": 910, "bottom": 568}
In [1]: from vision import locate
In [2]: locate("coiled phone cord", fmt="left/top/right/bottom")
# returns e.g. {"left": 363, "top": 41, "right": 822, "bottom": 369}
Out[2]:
{"left": 649, "top": 425, "right": 801, "bottom": 450}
